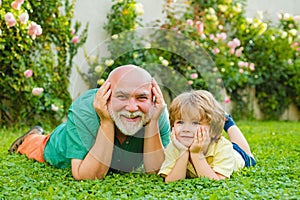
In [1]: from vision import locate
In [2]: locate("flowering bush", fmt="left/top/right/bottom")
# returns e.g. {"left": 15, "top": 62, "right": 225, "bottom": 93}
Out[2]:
{"left": 80, "top": 0, "right": 299, "bottom": 120}
{"left": 158, "top": 0, "right": 300, "bottom": 119}
{"left": 238, "top": 13, "right": 300, "bottom": 119}
{"left": 80, "top": 0, "right": 146, "bottom": 88}
{"left": 0, "top": 0, "right": 88, "bottom": 126}
{"left": 104, "top": 0, "right": 143, "bottom": 35}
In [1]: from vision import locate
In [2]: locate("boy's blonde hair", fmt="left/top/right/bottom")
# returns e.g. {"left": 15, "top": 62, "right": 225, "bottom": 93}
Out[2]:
{"left": 169, "top": 90, "right": 225, "bottom": 141}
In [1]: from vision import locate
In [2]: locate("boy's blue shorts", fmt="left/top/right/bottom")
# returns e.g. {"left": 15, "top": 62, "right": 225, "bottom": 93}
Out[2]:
{"left": 232, "top": 143, "right": 256, "bottom": 167}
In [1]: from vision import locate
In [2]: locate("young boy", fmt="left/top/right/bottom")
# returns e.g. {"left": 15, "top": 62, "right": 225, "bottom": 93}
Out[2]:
{"left": 158, "top": 90, "right": 256, "bottom": 182}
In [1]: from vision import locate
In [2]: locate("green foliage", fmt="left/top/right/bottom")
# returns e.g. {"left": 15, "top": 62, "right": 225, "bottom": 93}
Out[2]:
{"left": 0, "top": 0, "right": 88, "bottom": 126}
{"left": 237, "top": 14, "right": 300, "bottom": 119}
{"left": 104, "top": 0, "right": 143, "bottom": 36}
{"left": 1, "top": 121, "right": 300, "bottom": 198}
{"left": 161, "top": 0, "right": 300, "bottom": 119}
{"left": 80, "top": 0, "right": 300, "bottom": 120}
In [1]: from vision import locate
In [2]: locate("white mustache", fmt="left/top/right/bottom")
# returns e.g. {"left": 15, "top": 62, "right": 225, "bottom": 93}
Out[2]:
{"left": 119, "top": 111, "right": 143, "bottom": 119}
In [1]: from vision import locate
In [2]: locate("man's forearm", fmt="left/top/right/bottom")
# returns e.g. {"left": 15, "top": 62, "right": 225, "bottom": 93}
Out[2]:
{"left": 144, "top": 121, "right": 164, "bottom": 173}
{"left": 72, "top": 121, "right": 114, "bottom": 180}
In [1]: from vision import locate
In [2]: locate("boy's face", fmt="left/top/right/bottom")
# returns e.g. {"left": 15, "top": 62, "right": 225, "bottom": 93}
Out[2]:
{"left": 173, "top": 113, "right": 210, "bottom": 148}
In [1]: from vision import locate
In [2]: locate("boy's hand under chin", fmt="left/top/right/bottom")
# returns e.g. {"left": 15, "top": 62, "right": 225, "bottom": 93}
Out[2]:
{"left": 171, "top": 128, "right": 188, "bottom": 153}
{"left": 190, "top": 126, "right": 211, "bottom": 155}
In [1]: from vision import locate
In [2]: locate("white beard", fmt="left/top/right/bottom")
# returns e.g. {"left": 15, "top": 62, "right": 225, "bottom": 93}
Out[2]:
{"left": 108, "top": 107, "right": 152, "bottom": 136}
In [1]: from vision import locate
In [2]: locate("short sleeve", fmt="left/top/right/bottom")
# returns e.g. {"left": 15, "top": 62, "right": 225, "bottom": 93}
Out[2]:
{"left": 158, "top": 106, "right": 171, "bottom": 148}
{"left": 44, "top": 89, "right": 100, "bottom": 168}
{"left": 67, "top": 89, "right": 100, "bottom": 157}
{"left": 207, "top": 137, "right": 236, "bottom": 178}
{"left": 158, "top": 142, "right": 180, "bottom": 177}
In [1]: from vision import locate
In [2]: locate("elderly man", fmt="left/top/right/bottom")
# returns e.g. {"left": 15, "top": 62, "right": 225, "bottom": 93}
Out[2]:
{"left": 9, "top": 65, "right": 170, "bottom": 180}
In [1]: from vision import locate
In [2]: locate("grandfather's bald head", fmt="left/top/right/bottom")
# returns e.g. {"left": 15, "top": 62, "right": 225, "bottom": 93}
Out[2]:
{"left": 108, "top": 64, "right": 152, "bottom": 90}
{"left": 108, "top": 64, "right": 151, "bottom": 81}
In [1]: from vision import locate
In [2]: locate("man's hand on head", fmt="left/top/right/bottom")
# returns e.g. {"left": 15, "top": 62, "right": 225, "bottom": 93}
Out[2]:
{"left": 150, "top": 78, "right": 166, "bottom": 121}
{"left": 93, "top": 80, "right": 113, "bottom": 123}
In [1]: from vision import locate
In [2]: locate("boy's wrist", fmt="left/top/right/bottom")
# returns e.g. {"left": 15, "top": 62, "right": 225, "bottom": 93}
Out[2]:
{"left": 190, "top": 152, "right": 206, "bottom": 160}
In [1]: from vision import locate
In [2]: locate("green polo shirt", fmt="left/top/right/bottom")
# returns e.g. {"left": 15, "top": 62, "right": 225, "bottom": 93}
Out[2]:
{"left": 44, "top": 88, "right": 170, "bottom": 169}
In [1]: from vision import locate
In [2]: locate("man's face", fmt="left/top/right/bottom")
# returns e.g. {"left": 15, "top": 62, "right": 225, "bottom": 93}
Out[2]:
{"left": 108, "top": 74, "right": 153, "bottom": 136}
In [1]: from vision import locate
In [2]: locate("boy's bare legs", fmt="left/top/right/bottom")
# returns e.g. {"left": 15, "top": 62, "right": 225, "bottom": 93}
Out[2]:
{"left": 227, "top": 125, "right": 253, "bottom": 157}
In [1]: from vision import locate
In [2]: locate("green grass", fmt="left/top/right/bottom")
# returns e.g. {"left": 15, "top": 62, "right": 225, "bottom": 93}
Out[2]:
{"left": 1, "top": 121, "right": 300, "bottom": 199}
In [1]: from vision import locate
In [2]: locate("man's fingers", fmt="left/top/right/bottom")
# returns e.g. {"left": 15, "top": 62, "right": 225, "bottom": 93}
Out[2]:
{"left": 152, "top": 78, "right": 163, "bottom": 95}
{"left": 152, "top": 78, "right": 165, "bottom": 105}
{"left": 96, "top": 81, "right": 111, "bottom": 101}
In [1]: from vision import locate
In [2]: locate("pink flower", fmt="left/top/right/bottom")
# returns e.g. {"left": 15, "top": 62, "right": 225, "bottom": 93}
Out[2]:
{"left": 239, "top": 68, "right": 244, "bottom": 73}
{"left": 291, "top": 42, "right": 299, "bottom": 47}
{"left": 187, "top": 80, "right": 193, "bottom": 85}
{"left": 16, "top": 0, "right": 24, "bottom": 4}
{"left": 71, "top": 29, "right": 76, "bottom": 35}
{"left": 28, "top": 22, "right": 42, "bottom": 39}
{"left": 190, "top": 73, "right": 198, "bottom": 79}
{"left": 227, "top": 38, "right": 241, "bottom": 49}
{"left": 229, "top": 48, "right": 235, "bottom": 54}
{"left": 217, "top": 78, "right": 222, "bottom": 83}
{"left": 11, "top": 1, "right": 21, "bottom": 10}
{"left": 5, "top": 12, "right": 17, "bottom": 27}
{"left": 216, "top": 32, "right": 227, "bottom": 41}
{"left": 293, "top": 15, "right": 300, "bottom": 21}
{"left": 51, "top": 104, "right": 59, "bottom": 112}
{"left": 227, "top": 41, "right": 235, "bottom": 49}
{"left": 32, "top": 87, "right": 44, "bottom": 96}
{"left": 209, "top": 34, "right": 215, "bottom": 40}
{"left": 238, "top": 61, "right": 245, "bottom": 67}
{"left": 235, "top": 47, "right": 244, "bottom": 57}
{"left": 24, "top": 69, "right": 33, "bottom": 78}
{"left": 186, "top": 19, "right": 194, "bottom": 26}
{"left": 277, "top": 13, "right": 282, "bottom": 20}
{"left": 19, "top": 12, "right": 29, "bottom": 24}
{"left": 233, "top": 38, "right": 241, "bottom": 46}
{"left": 196, "top": 21, "right": 204, "bottom": 34}
{"left": 213, "top": 48, "right": 220, "bottom": 54}
{"left": 249, "top": 63, "right": 255, "bottom": 71}
{"left": 71, "top": 36, "right": 79, "bottom": 44}
{"left": 224, "top": 97, "right": 231, "bottom": 103}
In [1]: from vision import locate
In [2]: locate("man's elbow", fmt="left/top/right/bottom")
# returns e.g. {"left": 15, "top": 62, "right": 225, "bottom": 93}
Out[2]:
{"left": 71, "top": 158, "right": 106, "bottom": 180}
{"left": 72, "top": 171, "right": 106, "bottom": 180}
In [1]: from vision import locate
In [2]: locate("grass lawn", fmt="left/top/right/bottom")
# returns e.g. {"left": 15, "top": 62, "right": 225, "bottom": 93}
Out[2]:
{"left": 1, "top": 121, "right": 299, "bottom": 199}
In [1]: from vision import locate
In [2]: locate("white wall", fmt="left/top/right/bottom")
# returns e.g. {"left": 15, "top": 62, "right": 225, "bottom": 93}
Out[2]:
{"left": 68, "top": 0, "right": 165, "bottom": 99}
{"left": 246, "top": 0, "right": 300, "bottom": 19}
{"left": 68, "top": 0, "right": 111, "bottom": 99}
{"left": 69, "top": 0, "right": 300, "bottom": 100}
